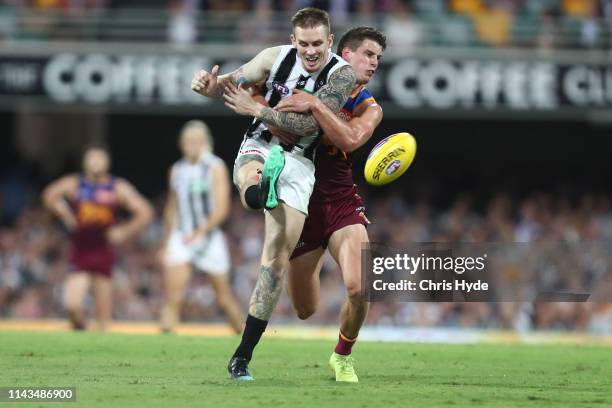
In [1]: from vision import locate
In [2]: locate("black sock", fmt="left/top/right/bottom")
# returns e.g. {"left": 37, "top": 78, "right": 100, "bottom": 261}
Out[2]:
{"left": 244, "top": 185, "right": 262, "bottom": 210}
{"left": 233, "top": 314, "right": 268, "bottom": 361}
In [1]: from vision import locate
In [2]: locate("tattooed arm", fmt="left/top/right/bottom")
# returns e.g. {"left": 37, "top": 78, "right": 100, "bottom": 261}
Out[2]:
{"left": 191, "top": 46, "right": 281, "bottom": 98}
{"left": 259, "top": 65, "right": 356, "bottom": 137}
{"left": 223, "top": 65, "right": 356, "bottom": 137}
{"left": 276, "top": 90, "right": 383, "bottom": 153}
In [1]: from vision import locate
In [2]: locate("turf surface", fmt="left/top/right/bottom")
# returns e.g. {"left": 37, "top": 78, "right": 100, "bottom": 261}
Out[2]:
{"left": 0, "top": 332, "right": 609, "bottom": 407}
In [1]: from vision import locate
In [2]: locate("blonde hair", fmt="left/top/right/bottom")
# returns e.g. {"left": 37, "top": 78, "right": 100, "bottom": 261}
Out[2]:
{"left": 180, "top": 120, "right": 213, "bottom": 153}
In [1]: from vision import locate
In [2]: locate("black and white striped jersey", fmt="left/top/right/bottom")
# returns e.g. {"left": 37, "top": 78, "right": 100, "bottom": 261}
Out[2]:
{"left": 170, "top": 152, "right": 221, "bottom": 235}
{"left": 244, "top": 45, "right": 349, "bottom": 161}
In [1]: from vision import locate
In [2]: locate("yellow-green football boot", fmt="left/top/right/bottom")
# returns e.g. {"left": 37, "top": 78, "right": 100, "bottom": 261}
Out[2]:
{"left": 329, "top": 352, "right": 359, "bottom": 383}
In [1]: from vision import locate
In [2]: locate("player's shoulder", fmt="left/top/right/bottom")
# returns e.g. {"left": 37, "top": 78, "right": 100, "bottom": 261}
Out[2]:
{"left": 258, "top": 45, "right": 286, "bottom": 63}
{"left": 62, "top": 173, "right": 81, "bottom": 183}
{"left": 324, "top": 55, "right": 354, "bottom": 86}
{"left": 170, "top": 158, "right": 187, "bottom": 172}
{"left": 346, "top": 85, "right": 380, "bottom": 115}
{"left": 55, "top": 173, "right": 81, "bottom": 191}
{"left": 358, "top": 86, "right": 374, "bottom": 99}
{"left": 330, "top": 51, "right": 350, "bottom": 67}
{"left": 263, "top": 44, "right": 297, "bottom": 71}
{"left": 112, "top": 176, "right": 136, "bottom": 192}
{"left": 360, "top": 87, "right": 381, "bottom": 108}
{"left": 203, "top": 152, "right": 226, "bottom": 169}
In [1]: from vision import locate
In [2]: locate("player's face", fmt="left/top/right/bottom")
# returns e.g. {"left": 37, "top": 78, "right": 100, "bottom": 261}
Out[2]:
{"left": 291, "top": 25, "right": 333, "bottom": 73}
{"left": 180, "top": 129, "right": 206, "bottom": 161}
{"left": 83, "top": 149, "right": 110, "bottom": 176}
{"left": 342, "top": 39, "right": 383, "bottom": 85}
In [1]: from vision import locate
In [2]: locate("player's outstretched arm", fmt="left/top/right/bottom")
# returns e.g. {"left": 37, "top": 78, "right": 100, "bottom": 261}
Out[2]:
{"left": 191, "top": 46, "right": 281, "bottom": 98}
{"left": 108, "top": 179, "right": 154, "bottom": 245}
{"left": 277, "top": 89, "right": 383, "bottom": 153}
{"left": 42, "top": 175, "right": 79, "bottom": 230}
{"left": 184, "top": 161, "right": 231, "bottom": 244}
{"left": 223, "top": 65, "right": 356, "bottom": 138}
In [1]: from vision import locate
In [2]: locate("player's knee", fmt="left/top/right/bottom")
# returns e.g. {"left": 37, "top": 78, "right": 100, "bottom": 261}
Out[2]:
{"left": 268, "top": 260, "right": 289, "bottom": 279}
{"left": 164, "top": 296, "right": 181, "bottom": 309}
{"left": 295, "top": 304, "right": 316, "bottom": 320}
{"left": 346, "top": 280, "right": 364, "bottom": 302}
{"left": 216, "top": 294, "right": 228, "bottom": 308}
{"left": 265, "top": 252, "right": 291, "bottom": 275}
{"left": 64, "top": 298, "right": 80, "bottom": 313}
{"left": 215, "top": 289, "right": 233, "bottom": 309}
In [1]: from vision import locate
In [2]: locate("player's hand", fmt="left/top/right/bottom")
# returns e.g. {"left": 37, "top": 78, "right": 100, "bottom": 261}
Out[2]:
{"left": 183, "top": 230, "right": 206, "bottom": 245}
{"left": 107, "top": 226, "right": 130, "bottom": 245}
{"left": 191, "top": 65, "right": 219, "bottom": 97}
{"left": 268, "top": 124, "right": 300, "bottom": 145}
{"left": 223, "top": 82, "right": 262, "bottom": 117}
{"left": 276, "top": 89, "right": 316, "bottom": 113}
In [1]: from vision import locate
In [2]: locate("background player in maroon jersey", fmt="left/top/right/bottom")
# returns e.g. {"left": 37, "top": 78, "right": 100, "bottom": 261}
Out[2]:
{"left": 43, "top": 144, "right": 154, "bottom": 331}
{"left": 274, "top": 27, "right": 386, "bottom": 382}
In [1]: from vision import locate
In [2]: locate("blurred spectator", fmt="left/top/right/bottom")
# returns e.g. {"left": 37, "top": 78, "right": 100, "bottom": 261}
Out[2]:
{"left": 450, "top": 0, "right": 485, "bottom": 17}
{"left": 473, "top": 0, "right": 514, "bottom": 46}
{"left": 236, "top": 0, "right": 278, "bottom": 47}
{"left": 0, "top": 0, "right": 609, "bottom": 49}
{"left": 384, "top": 0, "right": 423, "bottom": 51}
{"left": 563, "top": 0, "right": 597, "bottom": 18}
{"left": 579, "top": 3, "right": 601, "bottom": 48}
{"left": 167, "top": 0, "right": 200, "bottom": 47}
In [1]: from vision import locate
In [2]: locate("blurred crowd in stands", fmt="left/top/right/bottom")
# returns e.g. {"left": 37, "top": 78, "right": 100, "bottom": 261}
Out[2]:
{"left": 1, "top": 0, "right": 611, "bottom": 49}
{"left": 1, "top": 187, "right": 610, "bottom": 333}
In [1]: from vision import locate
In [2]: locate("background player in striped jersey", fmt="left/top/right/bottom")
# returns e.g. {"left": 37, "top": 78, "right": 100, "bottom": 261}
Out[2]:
{"left": 273, "top": 27, "right": 386, "bottom": 382}
{"left": 159, "top": 120, "right": 242, "bottom": 334}
{"left": 43, "top": 144, "right": 153, "bottom": 331}
{"left": 192, "top": 8, "right": 356, "bottom": 380}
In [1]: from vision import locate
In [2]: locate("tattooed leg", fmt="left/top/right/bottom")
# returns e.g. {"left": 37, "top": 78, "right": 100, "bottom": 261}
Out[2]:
{"left": 249, "top": 202, "right": 306, "bottom": 319}
{"left": 230, "top": 202, "right": 306, "bottom": 368}
{"left": 249, "top": 265, "right": 284, "bottom": 320}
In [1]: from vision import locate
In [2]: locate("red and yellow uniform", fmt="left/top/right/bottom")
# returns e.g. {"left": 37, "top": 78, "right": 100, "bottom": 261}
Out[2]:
{"left": 292, "top": 86, "right": 377, "bottom": 259}
{"left": 69, "top": 176, "right": 118, "bottom": 277}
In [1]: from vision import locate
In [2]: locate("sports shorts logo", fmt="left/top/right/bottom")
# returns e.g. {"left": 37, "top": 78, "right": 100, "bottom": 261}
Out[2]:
{"left": 242, "top": 149, "right": 263, "bottom": 156}
{"left": 385, "top": 160, "right": 402, "bottom": 176}
{"left": 272, "top": 82, "right": 291, "bottom": 97}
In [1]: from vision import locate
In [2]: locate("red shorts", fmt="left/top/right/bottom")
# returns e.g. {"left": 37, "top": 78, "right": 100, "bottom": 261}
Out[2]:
{"left": 69, "top": 247, "right": 115, "bottom": 278}
{"left": 291, "top": 186, "right": 368, "bottom": 260}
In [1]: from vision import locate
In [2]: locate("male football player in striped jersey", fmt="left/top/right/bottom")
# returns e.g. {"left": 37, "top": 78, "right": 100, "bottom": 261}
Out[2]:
{"left": 192, "top": 8, "right": 356, "bottom": 380}
{"left": 274, "top": 27, "right": 386, "bottom": 383}
{"left": 159, "top": 120, "right": 243, "bottom": 334}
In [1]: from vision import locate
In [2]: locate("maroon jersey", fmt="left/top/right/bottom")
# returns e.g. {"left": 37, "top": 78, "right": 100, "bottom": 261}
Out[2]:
{"left": 291, "top": 86, "right": 376, "bottom": 259}
{"left": 310, "top": 85, "right": 377, "bottom": 203}
{"left": 69, "top": 175, "right": 118, "bottom": 276}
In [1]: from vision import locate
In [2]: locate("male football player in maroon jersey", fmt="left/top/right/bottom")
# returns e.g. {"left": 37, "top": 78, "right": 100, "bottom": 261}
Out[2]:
{"left": 43, "top": 144, "right": 153, "bottom": 331}
{"left": 276, "top": 27, "right": 386, "bottom": 382}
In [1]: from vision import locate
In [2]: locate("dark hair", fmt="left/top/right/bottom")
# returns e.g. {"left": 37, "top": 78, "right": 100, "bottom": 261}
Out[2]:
{"left": 291, "top": 7, "right": 330, "bottom": 33}
{"left": 336, "top": 27, "right": 387, "bottom": 55}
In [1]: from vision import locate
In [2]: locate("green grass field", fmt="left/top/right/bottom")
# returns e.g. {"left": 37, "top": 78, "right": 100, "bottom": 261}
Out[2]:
{"left": 1, "top": 331, "right": 610, "bottom": 407}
